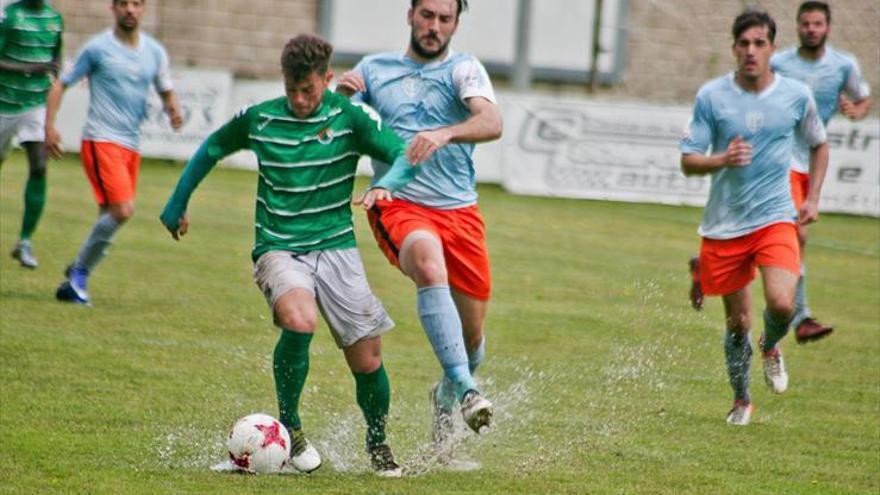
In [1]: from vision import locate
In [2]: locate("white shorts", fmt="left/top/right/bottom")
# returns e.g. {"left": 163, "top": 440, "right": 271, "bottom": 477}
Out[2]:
{"left": 254, "top": 248, "right": 394, "bottom": 348}
{"left": 0, "top": 107, "right": 46, "bottom": 159}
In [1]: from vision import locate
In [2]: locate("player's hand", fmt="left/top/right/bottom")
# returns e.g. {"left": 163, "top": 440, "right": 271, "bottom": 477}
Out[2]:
{"left": 167, "top": 106, "right": 184, "bottom": 131}
{"left": 406, "top": 128, "right": 452, "bottom": 164}
{"left": 798, "top": 199, "right": 819, "bottom": 225}
{"left": 164, "top": 213, "right": 189, "bottom": 241}
{"left": 353, "top": 188, "right": 391, "bottom": 210}
{"left": 723, "top": 135, "right": 752, "bottom": 168}
{"left": 336, "top": 70, "right": 365, "bottom": 96}
{"left": 44, "top": 126, "right": 64, "bottom": 159}
{"left": 838, "top": 95, "right": 858, "bottom": 120}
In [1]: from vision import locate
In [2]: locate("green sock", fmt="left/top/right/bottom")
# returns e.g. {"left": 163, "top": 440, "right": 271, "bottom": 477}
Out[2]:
{"left": 20, "top": 174, "right": 46, "bottom": 240}
{"left": 273, "top": 330, "right": 313, "bottom": 432}
{"left": 353, "top": 363, "right": 391, "bottom": 449}
{"left": 761, "top": 309, "right": 790, "bottom": 353}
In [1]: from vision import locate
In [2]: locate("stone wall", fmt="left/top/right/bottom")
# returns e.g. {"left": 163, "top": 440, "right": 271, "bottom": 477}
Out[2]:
{"left": 54, "top": 0, "right": 877, "bottom": 110}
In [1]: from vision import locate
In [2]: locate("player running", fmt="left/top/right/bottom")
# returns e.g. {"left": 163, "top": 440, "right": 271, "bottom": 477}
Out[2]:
{"left": 767, "top": 0, "right": 872, "bottom": 342}
{"left": 0, "top": 0, "right": 63, "bottom": 269}
{"left": 680, "top": 10, "right": 829, "bottom": 426}
{"left": 336, "top": 0, "right": 503, "bottom": 443}
{"left": 160, "top": 34, "right": 420, "bottom": 477}
{"left": 45, "top": 0, "right": 182, "bottom": 305}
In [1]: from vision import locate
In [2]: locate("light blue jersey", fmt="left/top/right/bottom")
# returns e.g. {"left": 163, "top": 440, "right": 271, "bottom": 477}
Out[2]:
{"left": 681, "top": 73, "right": 826, "bottom": 239}
{"left": 353, "top": 51, "right": 496, "bottom": 209}
{"left": 771, "top": 46, "right": 870, "bottom": 172}
{"left": 61, "top": 30, "right": 173, "bottom": 151}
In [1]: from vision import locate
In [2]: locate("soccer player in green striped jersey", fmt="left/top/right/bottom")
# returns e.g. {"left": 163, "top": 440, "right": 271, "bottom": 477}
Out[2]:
{"left": 0, "top": 0, "right": 63, "bottom": 269}
{"left": 160, "top": 34, "right": 419, "bottom": 477}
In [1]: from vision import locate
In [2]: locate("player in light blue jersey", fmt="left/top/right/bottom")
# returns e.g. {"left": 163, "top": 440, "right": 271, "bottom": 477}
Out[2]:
{"left": 44, "top": 0, "right": 182, "bottom": 306}
{"left": 680, "top": 10, "right": 829, "bottom": 426}
{"left": 337, "top": 0, "right": 503, "bottom": 444}
{"left": 767, "top": 1, "right": 872, "bottom": 343}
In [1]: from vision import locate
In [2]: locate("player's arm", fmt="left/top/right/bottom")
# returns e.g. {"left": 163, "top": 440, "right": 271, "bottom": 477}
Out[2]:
{"left": 839, "top": 58, "right": 872, "bottom": 121}
{"left": 335, "top": 67, "right": 366, "bottom": 97}
{"left": 160, "top": 109, "right": 250, "bottom": 240}
{"left": 799, "top": 96, "right": 829, "bottom": 225}
{"left": 155, "top": 47, "right": 183, "bottom": 130}
{"left": 45, "top": 43, "right": 95, "bottom": 159}
{"left": 348, "top": 101, "right": 419, "bottom": 209}
{"left": 838, "top": 95, "right": 871, "bottom": 121}
{"left": 160, "top": 90, "right": 183, "bottom": 130}
{"left": 681, "top": 136, "right": 752, "bottom": 175}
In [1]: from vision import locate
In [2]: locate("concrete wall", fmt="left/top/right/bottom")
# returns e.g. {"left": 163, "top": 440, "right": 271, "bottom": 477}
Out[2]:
{"left": 55, "top": 1, "right": 877, "bottom": 110}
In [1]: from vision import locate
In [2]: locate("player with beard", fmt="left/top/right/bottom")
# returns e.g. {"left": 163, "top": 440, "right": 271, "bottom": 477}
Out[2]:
{"left": 689, "top": 1, "right": 872, "bottom": 342}
{"left": 681, "top": 10, "right": 828, "bottom": 425}
{"left": 336, "top": 0, "right": 502, "bottom": 445}
{"left": 766, "top": 1, "right": 871, "bottom": 342}
{"left": 44, "top": 0, "right": 182, "bottom": 305}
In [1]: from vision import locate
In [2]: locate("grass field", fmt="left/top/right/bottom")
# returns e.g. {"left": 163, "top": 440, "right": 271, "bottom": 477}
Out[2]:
{"left": 1, "top": 153, "right": 878, "bottom": 494}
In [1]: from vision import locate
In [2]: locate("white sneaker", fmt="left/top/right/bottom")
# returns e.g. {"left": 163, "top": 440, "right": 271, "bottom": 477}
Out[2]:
{"left": 460, "top": 390, "right": 492, "bottom": 434}
{"left": 726, "top": 401, "right": 753, "bottom": 426}
{"left": 368, "top": 444, "right": 403, "bottom": 478}
{"left": 11, "top": 240, "right": 38, "bottom": 269}
{"left": 762, "top": 347, "right": 789, "bottom": 394}
{"left": 289, "top": 429, "right": 322, "bottom": 473}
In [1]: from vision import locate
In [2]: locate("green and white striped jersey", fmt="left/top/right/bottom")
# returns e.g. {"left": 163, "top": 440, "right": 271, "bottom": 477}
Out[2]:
{"left": 164, "top": 90, "right": 406, "bottom": 260}
{"left": 0, "top": 1, "right": 63, "bottom": 114}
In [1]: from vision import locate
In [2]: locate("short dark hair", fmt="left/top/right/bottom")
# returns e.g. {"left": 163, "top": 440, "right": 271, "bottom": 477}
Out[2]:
{"left": 280, "top": 34, "right": 333, "bottom": 81}
{"left": 411, "top": 0, "right": 468, "bottom": 18}
{"left": 732, "top": 9, "right": 777, "bottom": 43}
{"left": 797, "top": 1, "right": 831, "bottom": 24}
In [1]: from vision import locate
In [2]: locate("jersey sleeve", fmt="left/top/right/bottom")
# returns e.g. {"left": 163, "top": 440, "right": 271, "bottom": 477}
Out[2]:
{"left": 349, "top": 101, "right": 405, "bottom": 163}
{"left": 798, "top": 93, "right": 826, "bottom": 148}
{"left": 452, "top": 56, "right": 496, "bottom": 104}
{"left": 843, "top": 57, "right": 871, "bottom": 101}
{"left": 160, "top": 107, "right": 252, "bottom": 230}
{"left": 680, "top": 90, "right": 714, "bottom": 154}
{"left": 153, "top": 44, "right": 173, "bottom": 93}
{"left": 61, "top": 43, "right": 96, "bottom": 87}
{"left": 349, "top": 58, "right": 370, "bottom": 105}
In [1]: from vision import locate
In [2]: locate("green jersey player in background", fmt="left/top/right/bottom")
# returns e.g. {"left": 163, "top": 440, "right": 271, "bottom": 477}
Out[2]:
{"left": 0, "top": 0, "right": 63, "bottom": 269}
{"left": 160, "top": 34, "right": 420, "bottom": 477}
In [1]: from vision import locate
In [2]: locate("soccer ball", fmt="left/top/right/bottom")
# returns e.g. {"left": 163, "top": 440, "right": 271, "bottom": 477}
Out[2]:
{"left": 227, "top": 413, "right": 291, "bottom": 474}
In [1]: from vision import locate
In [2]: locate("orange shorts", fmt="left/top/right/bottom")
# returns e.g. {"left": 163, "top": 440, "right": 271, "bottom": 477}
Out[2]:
{"left": 81, "top": 140, "right": 141, "bottom": 206}
{"left": 790, "top": 170, "right": 809, "bottom": 210}
{"left": 367, "top": 199, "right": 491, "bottom": 300}
{"left": 699, "top": 222, "right": 800, "bottom": 296}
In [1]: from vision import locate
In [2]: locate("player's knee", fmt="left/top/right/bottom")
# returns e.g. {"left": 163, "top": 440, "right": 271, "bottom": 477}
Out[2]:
{"left": 276, "top": 311, "right": 317, "bottom": 333}
{"left": 766, "top": 298, "right": 794, "bottom": 321}
{"left": 28, "top": 163, "right": 47, "bottom": 179}
{"left": 726, "top": 313, "right": 751, "bottom": 334}
{"left": 109, "top": 203, "right": 135, "bottom": 223}
{"left": 410, "top": 257, "right": 448, "bottom": 286}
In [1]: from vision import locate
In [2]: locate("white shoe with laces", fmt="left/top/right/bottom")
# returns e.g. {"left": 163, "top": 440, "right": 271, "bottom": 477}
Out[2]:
{"left": 460, "top": 390, "right": 492, "bottom": 434}
{"left": 762, "top": 347, "right": 789, "bottom": 394}
{"left": 726, "top": 400, "right": 754, "bottom": 426}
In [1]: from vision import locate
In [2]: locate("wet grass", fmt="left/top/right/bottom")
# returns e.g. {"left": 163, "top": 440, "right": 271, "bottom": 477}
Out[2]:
{"left": 1, "top": 153, "right": 878, "bottom": 494}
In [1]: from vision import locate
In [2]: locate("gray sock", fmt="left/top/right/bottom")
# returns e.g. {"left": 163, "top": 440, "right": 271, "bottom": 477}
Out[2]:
{"left": 75, "top": 213, "right": 121, "bottom": 272}
{"left": 791, "top": 266, "right": 810, "bottom": 329}
{"left": 724, "top": 330, "right": 752, "bottom": 403}
{"left": 761, "top": 309, "right": 791, "bottom": 353}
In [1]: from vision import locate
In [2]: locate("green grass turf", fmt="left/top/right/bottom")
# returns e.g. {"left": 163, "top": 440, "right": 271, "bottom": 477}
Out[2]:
{"left": 1, "top": 152, "right": 878, "bottom": 494}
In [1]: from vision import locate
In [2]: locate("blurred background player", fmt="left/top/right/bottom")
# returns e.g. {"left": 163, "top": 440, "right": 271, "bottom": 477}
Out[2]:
{"left": 336, "top": 0, "right": 503, "bottom": 443}
{"left": 768, "top": 0, "right": 872, "bottom": 343}
{"left": 160, "top": 34, "right": 422, "bottom": 477}
{"left": 689, "top": 2, "right": 873, "bottom": 341}
{"left": 44, "top": 0, "right": 182, "bottom": 305}
{"left": 0, "top": 0, "right": 63, "bottom": 269}
{"left": 680, "top": 10, "right": 828, "bottom": 426}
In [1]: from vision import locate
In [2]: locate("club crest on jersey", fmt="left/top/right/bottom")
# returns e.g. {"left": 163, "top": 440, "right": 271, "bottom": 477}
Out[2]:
{"left": 745, "top": 111, "right": 764, "bottom": 134}
{"left": 402, "top": 76, "right": 422, "bottom": 98}
{"left": 316, "top": 127, "right": 334, "bottom": 144}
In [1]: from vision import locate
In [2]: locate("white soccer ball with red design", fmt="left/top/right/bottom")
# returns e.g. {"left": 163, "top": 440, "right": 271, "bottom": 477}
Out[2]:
{"left": 227, "top": 413, "right": 291, "bottom": 474}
